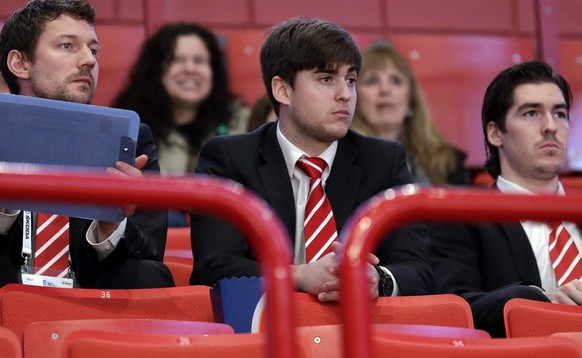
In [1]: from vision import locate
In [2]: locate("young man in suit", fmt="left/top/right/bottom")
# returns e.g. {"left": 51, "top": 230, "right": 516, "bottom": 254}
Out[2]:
{"left": 0, "top": 0, "right": 173, "bottom": 288}
{"left": 431, "top": 60, "right": 577, "bottom": 337}
{"left": 190, "top": 17, "right": 431, "bottom": 301}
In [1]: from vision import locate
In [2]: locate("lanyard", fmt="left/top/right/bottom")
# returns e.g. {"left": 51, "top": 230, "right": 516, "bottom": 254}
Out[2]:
{"left": 21, "top": 211, "right": 34, "bottom": 257}
{"left": 19, "top": 211, "right": 75, "bottom": 287}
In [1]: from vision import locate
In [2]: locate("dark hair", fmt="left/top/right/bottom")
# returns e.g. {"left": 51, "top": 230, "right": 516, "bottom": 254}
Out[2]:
{"left": 112, "top": 22, "right": 236, "bottom": 153}
{"left": 0, "top": 0, "right": 95, "bottom": 94}
{"left": 260, "top": 17, "right": 361, "bottom": 116}
{"left": 246, "top": 94, "right": 274, "bottom": 131}
{"left": 481, "top": 60, "right": 572, "bottom": 178}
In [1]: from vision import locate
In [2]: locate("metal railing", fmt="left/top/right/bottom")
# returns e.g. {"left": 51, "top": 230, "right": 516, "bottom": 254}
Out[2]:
{"left": 339, "top": 185, "right": 582, "bottom": 358}
{"left": 6, "top": 171, "right": 582, "bottom": 357}
{"left": 0, "top": 171, "right": 296, "bottom": 358}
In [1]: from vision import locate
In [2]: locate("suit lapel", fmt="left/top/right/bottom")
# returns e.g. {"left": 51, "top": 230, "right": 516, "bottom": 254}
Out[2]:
{"left": 256, "top": 128, "right": 363, "bottom": 240}
{"left": 491, "top": 182, "right": 542, "bottom": 284}
{"left": 257, "top": 125, "right": 296, "bottom": 241}
{"left": 326, "top": 137, "right": 362, "bottom": 231}
{"left": 502, "top": 223, "right": 543, "bottom": 285}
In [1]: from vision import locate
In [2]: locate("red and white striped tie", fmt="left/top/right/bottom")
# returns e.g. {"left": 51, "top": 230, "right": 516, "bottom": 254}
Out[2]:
{"left": 548, "top": 221, "right": 582, "bottom": 286}
{"left": 296, "top": 157, "right": 338, "bottom": 263}
{"left": 34, "top": 213, "right": 70, "bottom": 278}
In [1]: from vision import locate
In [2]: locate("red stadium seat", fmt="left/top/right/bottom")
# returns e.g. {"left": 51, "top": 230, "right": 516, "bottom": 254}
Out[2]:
{"left": 472, "top": 171, "right": 495, "bottom": 187}
{"left": 63, "top": 330, "right": 267, "bottom": 358}
{"left": 371, "top": 333, "right": 582, "bottom": 358}
{"left": 165, "top": 261, "right": 192, "bottom": 287}
{"left": 504, "top": 298, "right": 582, "bottom": 338}
{"left": 166, "top": 227, "right": 191, "bottom": 251}
{"left": 61, "top": 324, "right": 491, "bottom": 358}
{"left": 164, "top": 249, "right": 193, "bottom": 265}
{"left": 0, "top": 284, "right": 213, "bottom": 343}
{"left": 24, "top": 318, "right": 233, "bottom": 358}
{"left": 256, "top": 292, "right": 474, "bottom": 330}
{"left": 296, "top": 324, "right": 489, "bottom": 358}
{"left": 164, "top": 228, "right": 193, "bottom": 286}
{"left": 561, "top": 176, "right": 582, "bottom": 194}
{"left": 0, "top": 327, "right": 21, "bottom": 358}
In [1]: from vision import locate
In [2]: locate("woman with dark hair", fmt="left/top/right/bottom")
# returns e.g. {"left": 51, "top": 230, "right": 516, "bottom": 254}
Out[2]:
{"left": 113, "top": 23, "right": 248, "bottom": 177}
{"left": 113, "top": 23, "right": 248, "bottom": 226}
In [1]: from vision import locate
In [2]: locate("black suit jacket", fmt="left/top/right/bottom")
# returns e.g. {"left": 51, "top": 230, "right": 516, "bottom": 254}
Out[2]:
{"left": 431, "top": 217, "right": 552, "bottom": 336}
{"left": 431, "top": 222, "right": 543, "bottom": 298}
{"left": 0, "top": 123, "right": 168, "bottom": 288}
{"left": 189, "top": 122, "right": 431, "bottom": 295}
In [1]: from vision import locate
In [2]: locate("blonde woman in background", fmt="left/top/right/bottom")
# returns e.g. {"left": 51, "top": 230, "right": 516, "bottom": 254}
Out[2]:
{"left": 352, "top": 43, "right": 470, "bottom": 185}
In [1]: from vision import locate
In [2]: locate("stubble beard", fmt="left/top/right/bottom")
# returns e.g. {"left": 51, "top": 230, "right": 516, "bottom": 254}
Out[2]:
{"left": 294, "top": 113, "right": 351, "bottom": 144}
{"left": 535, "top": 159, "right": 565, "bottom": 181}
{"left": 32, "top": 72, "right": 95, "bottom": 105}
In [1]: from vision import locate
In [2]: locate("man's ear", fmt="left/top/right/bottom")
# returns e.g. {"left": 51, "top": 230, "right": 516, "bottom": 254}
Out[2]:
{"left": 487, "top": 121, "right": 503, "bottom": 148}
{"left": 6, "top": 50, "right": 31, "bottom": 80}
{"left": 271, "top": 76, "right": 291, "bottom": 107}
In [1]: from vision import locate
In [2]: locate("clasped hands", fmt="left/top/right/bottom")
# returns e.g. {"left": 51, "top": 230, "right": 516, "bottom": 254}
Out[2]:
{"left": 544, "top": 279, "right": 582, "bottom": 305}
{"left": 292, "top": 241, "right": 380, "bottom": 302}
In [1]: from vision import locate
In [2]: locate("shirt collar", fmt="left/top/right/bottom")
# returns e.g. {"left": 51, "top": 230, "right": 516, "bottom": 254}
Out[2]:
{"left": 497, "top": 175, "right": 565, "bottom": 196}
{"left": 276, "top": 121, "right": 338, "bottom": 177}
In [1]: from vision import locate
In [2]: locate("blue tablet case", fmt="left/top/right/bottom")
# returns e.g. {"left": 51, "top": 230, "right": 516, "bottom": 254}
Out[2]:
{"left": 0, "top": 93, "right": 140, "bottom": 222}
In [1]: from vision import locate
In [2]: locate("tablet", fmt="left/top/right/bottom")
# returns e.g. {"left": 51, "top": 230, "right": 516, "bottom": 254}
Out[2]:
{"left": 0, "top": 93, "right": 140, "bottom": 222}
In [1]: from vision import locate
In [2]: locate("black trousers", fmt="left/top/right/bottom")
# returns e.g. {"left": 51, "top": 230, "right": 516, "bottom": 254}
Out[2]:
{"left": 468, "top": 283, "right": 550, "bottom": 337}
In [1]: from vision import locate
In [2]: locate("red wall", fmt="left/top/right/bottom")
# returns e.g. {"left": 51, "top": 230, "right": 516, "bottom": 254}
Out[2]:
{"left": 2, "top": 0, "right": 581, "bottom": 169}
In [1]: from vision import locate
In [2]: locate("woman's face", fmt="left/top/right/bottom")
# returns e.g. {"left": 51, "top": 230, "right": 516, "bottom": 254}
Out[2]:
{"left": 356, "top": 61, "right": 411, "bottom": 134}
{"left": 162, "top": 34, "right": 213, "bottom": 107}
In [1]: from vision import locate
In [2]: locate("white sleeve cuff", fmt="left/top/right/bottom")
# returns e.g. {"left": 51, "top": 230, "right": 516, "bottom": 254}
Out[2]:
{"left": 0, "top": 209, "right": 21, "bottom": 235}
{"left": 86, "top": 219, "right": 127, "bottom": 261}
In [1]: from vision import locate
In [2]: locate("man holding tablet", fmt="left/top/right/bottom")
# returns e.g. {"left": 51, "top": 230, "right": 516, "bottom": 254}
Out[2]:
{"left": 0, "top": 0, "right": 173, "bottom": 289}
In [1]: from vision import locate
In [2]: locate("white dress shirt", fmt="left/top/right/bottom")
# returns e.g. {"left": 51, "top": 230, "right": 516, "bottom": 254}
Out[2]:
{"left": 497, "top": 176, "right": 582, "bottom": 291}
{"left": 276, "top": 123, "right": 336, "bottom": 265}
{"left": 275, "top": 123, "right": 400, "bottom": 296}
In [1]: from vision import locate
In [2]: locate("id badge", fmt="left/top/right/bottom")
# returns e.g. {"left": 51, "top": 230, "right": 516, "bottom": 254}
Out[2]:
{"left": 19, "top": 265, "right": 76, "bottom": 288}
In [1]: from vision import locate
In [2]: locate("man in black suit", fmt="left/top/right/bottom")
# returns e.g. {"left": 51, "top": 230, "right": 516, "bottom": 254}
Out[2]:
{"left": 0, "top": 0, "right": 173, "bottom": 288}
{"left": 431, "top": 61, "right": 578, "bottom": 337}
{"left": 190, "top": 18, "right": 431, "bottom": 301}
